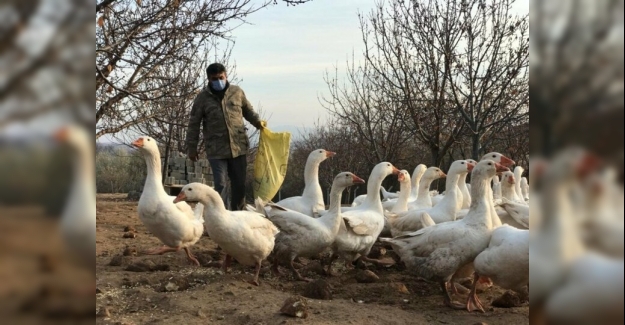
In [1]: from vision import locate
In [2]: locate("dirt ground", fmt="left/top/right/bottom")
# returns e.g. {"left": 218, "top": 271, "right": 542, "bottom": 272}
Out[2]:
{"left": 95, "top": 194, "right": 529, "bottom": 325}
{"left": 0, "top": 206, "right": 93, "bottom": 324}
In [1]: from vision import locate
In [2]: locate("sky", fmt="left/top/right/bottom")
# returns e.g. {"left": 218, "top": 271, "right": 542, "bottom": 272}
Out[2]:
{"left": 227, "top": 0, "right": 376, "bottom": 131}
{"left": 225, "top": 0, "right": 528, "bottom": 133}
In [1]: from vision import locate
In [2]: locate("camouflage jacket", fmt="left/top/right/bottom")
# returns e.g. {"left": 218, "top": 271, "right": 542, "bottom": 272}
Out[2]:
{"left": 185, "top": 84, "right": 261, "bottom": 159}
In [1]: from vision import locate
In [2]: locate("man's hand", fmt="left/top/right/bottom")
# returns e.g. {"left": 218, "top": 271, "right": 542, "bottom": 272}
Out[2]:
{"left": 189, "top": 153, "right": 198, "bottom": 162}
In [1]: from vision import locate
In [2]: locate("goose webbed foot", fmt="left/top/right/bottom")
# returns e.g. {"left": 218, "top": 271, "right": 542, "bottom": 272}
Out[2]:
{"left": 360, "top": 256, "right": 394, "bottom": 266}
{"left": 222, "top": 254, "right": 232, "bottom": 273}
{"left": 247, "top": 262, "right": 261, "bottom": 286}
{"left": 466, "top": 274, "right": 486, "bottom": 313}
{"left": 441, "top": 282, "right": 466, "bottom": 310}
{"left": 450, "top": 282, "right": 470, "bottom": 295}
{"left": 143, "top": 245, "right": 178, "bottom": 255}
{"left": 290, "top": 260, "right": 313, "bottom": 282}
{"left": 183, "top": 247, "right": 200, "bottom": 266}
{"left": 271, "top": 258, "right": 283, "bottom": 277}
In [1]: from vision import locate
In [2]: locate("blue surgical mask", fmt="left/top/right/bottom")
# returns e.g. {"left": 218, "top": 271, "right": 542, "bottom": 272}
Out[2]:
{"left": 211, "top": 79, "right": 226, "bottom": 91}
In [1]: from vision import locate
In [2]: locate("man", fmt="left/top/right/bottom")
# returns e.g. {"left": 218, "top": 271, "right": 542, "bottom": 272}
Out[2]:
{"left": 186, "top": 63, "right": 263, "bottom": 211}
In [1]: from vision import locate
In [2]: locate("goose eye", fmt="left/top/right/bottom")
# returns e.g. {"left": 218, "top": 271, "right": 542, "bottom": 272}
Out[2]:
{"left": 461, "top": 162, "right": 465, "bottom": 164}
{"left": 188, "top": 188, "right": 193, "bottom": 192}
{"left": 319, "top": 150, "right": 323, "bottom": 153}
{"left": 147, "top": 139, "right": 151, "bottom": 141}
{"left": 492, "top": 155, "right": 496, "bottom": 158}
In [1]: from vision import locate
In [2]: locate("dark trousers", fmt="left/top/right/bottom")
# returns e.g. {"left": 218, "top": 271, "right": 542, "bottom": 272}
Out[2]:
{"left": 209, "top": 155, "right": 247, "bottom": 211}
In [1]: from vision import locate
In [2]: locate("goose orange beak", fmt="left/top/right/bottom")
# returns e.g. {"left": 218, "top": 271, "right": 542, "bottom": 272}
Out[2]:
{"left": 495, "top": 163, "right": 510, "bottom": 173}
{"left": 132, "top": 138, "right": 144, "bottom": 148}
{"left": 173, "top": 192, "right": 186, "bottom": 203}
{"left": 397, "top": 172, "right": 405, "bottom": 182}
{"left": 467, "top": 163, "right": 475, "bottom": 172}
{"left": 392, "top": 166, "right": 400, "bottom": 175}
{"left": 508, "top": 176, "right": 516, "bottom": 184}
{"left": 533, "top": 161, "right": 547, "bottom": 178}
{"left": 326, "top": 151, "right": 336, "bottom": 158}
{"left": 53, "top": 128, "right": 69, "bottom": 142}
{"left": 576, "top": 153, "right": 601, "bottom": 178}
{"left": 500, "top": 156, "right": 515, "bottom": 167}
{"left": 352, "top": 175, "right": 365, "bottom": 184}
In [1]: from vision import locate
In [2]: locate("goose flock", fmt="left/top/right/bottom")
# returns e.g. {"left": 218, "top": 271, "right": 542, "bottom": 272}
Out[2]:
{"left": 70, "top": 126, "right": 620, "bottom": 319}
{"left": 112, "top": 133, "right": 535, "bottom": 312}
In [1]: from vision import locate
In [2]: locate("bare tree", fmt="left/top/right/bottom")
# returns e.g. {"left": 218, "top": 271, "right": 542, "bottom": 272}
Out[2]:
{"left": 95, "top": 0, "right": 312, "bottom": 139}
{"left": 320, "top": 60, "right": 415, "bottom": 167}
{"left": 280, "top": 119, "right": 373, "bottom": 204}
{"left": 357, "top": 1, "right": 466, "bottom": 166}
{"left": 129, "top": 54, "right": 211, "bottom": 181}
{"left": 486, "top": 120, "right": 529, "bottom": 167}
{"left": 438, "top": 0, "right": 529, "bottom": 159}
{"left": 530, "top": 0, "right": 624, "bottom": 158}
{"left": 0, "top": 0, "right": 92, "bottom": 130}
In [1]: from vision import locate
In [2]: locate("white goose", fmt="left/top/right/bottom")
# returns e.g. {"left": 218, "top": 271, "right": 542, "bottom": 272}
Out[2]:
{"left": 578, "top": 170, "right": 624, "bottom": 258}
{"left": 468, "top": 224, "right": 529, "bottom": 312}
{"left": 448, "top": 153, "right": 515, "bottom": 293}
{"left": 459, "top": 159, "right": 477, "bottom": 209}
{"left": 545, "top": 252, "right": 624, "bottom": 325}
{"left": 376, "top": 164, "right": 428, "bottom": 210}
{"left": 174, "top": 183, "right": 279, "bottom": 285}
{"left": 385, "top": 170, "right": 412, "bottom": 213}
{"left": 132, "top": 136, "right": 204, "bottom": 265}
{"left": 407, "top": 167, "right": 447, "bottom": 210}
{"left": 379, "top": 170, "right": 414, "bottom": 237}
{"left": 513, "top": 166, "right": 525, "bottom": 203}
{"left": 263, "top": 172, "right": 364, "bottom": 281}
{"left": 492, "top": 174, "right": 502, "bottom": 201}
{"left": 455, "top": 153, "right": 515, "bottom": 220}
{"left": 408, "top": 164, "right": 428, "bottom": 202}
{"left": 498, "top": 198, "right": 530, "bottom": 229}
{"left": 381, "top": 160, "right": 509, "bottom": 309}
{"left": 496, "top": 169, "right": 530, "bottom": 229}
{"left": 380, "top": 186, "right": 400, "bottom": 200}
{"left": 529, "top": 148, "right": 597, "bottom": 306}
{"left": 480, "top": 152, "right": 516, "bottom": 227}
{"left": 387, "top": 160, "right": 474, "bottom": 237}
{"left": 500, "top": 171, "right": 519, "bottom": 202}
{"left": 274, "top": 149, "right": 335, "bottom": 217}
{"left": 520, "top": 177, "right": 530, "bottom": 202}
{"left": 328, "top": 162, "right": 400, "bottom": 273}
{"left": 431, "top": 192, "right": 444, "bottom": 207}
{"left": 54, "top": 126, "right": 96, "bottom": 281}
{"left": 496, "top": 160, "right": 545, "bottom": 230}
{"left": 544, "top": 159, "right": 623, "bottom": 325}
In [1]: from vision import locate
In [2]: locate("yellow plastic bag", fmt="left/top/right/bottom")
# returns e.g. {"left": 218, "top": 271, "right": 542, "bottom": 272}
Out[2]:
{"left": 253, "top": 121, "right": 291, "bottom": 201}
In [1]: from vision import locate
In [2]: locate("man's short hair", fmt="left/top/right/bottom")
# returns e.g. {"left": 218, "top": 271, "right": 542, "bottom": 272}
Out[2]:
{"left": 206, "top": 63, "right": 226, "bottom": 76}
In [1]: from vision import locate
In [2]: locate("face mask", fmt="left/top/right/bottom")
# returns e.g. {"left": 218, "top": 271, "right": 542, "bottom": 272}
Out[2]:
{"left": 211, "top": 79, "right": 226, "bottom": 91}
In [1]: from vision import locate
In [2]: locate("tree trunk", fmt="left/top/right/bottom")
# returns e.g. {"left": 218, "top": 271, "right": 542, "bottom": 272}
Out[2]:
{"left": 472, "top": 132, "right": 481, "bottom": 161}
{"left": 430, "top": 147, "right": 440, "bottom": 167}
{"left": 162, "top": 123, "right": 174, "bottom": 185}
